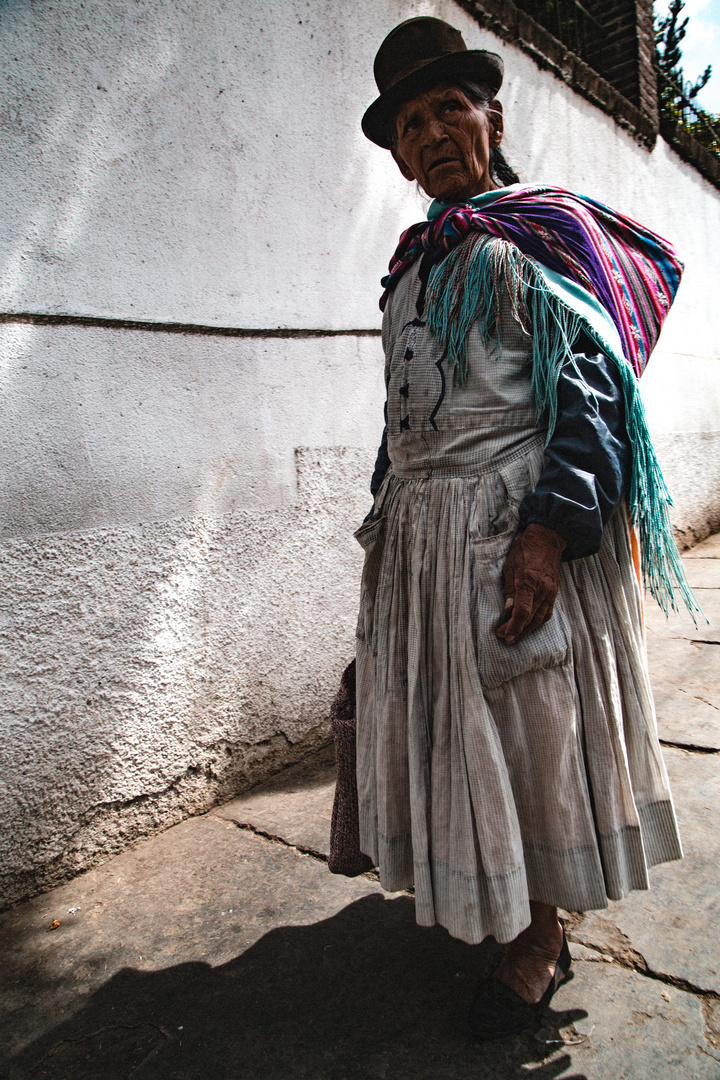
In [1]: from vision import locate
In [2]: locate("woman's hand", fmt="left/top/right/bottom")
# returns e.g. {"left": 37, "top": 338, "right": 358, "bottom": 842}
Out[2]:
{"left": 496, "top": 523, "right": 566, "bottom": 645}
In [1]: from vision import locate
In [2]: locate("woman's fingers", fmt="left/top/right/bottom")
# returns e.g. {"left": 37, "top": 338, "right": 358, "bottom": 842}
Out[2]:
{"left": 497, "top": 524, "right": 565, "bottom": 645}
{"left": 497, "top": 573, "right": 557, "bottom": 643}
{"left": 510, "top": 599, "right": 553, "bottom": 643}
{"left": 497, "top": 579, "right": 537, "bottom": 642}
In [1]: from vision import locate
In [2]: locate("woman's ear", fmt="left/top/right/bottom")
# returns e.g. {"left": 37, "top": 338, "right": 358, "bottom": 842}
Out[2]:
{"left": 488, "top": 100, "right": 504, "bottom": 147}
{"left": 390, "top": 145, "right": 417, "bottom": 182}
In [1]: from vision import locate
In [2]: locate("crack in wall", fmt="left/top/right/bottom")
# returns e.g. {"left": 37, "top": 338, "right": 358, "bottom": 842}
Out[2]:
{"left": 73, "top": 729, "right": 321, "bottom": 828}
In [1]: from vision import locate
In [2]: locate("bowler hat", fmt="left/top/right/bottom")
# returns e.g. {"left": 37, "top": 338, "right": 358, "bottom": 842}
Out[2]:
{"left": 362, "top": 17, "right": 503, "bottom": 148}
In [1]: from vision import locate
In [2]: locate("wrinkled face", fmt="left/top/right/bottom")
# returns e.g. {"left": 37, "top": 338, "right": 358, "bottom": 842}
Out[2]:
{"left": 391, "top": 83, "right": 503, "bottom": 202}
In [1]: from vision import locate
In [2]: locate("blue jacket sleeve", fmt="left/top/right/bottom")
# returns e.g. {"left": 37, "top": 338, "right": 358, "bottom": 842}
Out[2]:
{"left": 370, "top": 421, "right": 390, "bottom": 499}
{"left": 518, "top": 342, "right": 632, "bottom": 560}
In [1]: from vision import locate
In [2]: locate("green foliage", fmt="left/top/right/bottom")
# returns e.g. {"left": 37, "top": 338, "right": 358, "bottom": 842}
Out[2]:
{"left": 655, "top": 0, "right": 720, "bottom": 158}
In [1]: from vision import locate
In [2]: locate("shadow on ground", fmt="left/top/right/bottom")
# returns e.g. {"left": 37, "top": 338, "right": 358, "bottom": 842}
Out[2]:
{"left": 5, "top": 894, "right": 587, "bottom": 1080}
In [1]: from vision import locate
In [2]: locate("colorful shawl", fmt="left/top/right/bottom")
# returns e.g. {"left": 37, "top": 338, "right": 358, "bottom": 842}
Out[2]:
{"left": 381, "top": 184, "right": 683, "bottom": 379}
{"left": 380, "top": 184, "right": 698, "bottom": 617}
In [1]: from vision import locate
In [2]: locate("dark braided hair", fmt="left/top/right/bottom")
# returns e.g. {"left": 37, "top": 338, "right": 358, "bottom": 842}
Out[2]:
{"left": 387, "top": 76, "right": 520, "bottom": 188}
{"left": 488, "top": 146, "right": 520, "bottom": 187}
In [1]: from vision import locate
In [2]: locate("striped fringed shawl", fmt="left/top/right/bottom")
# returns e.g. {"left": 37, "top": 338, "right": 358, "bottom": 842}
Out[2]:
{"left": 379, "top": 184, "right": 698, "bottom": 618}
{"left": 381, "top": 184, "right": 683, "bottom": 378}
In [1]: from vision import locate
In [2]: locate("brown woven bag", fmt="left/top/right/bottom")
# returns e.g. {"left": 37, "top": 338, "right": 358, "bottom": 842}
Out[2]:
{"left": 328, "top": 659, "right": 374, "bottom": 876}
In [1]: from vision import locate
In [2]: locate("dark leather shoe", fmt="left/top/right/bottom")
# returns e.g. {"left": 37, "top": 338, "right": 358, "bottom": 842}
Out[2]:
{"left": 469, "top": 928, "right": 572, "bottom": 1039}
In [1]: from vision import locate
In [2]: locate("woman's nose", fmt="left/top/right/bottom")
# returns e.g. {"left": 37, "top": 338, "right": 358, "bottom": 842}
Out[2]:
{"left": 423, "top": 117, "right": 448, "bottom": 145}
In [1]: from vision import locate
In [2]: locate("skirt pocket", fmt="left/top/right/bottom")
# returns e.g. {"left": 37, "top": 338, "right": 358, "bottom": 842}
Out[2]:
{"left": 470, "top": 518, "right": 572, "bottom": 691}
{"left": 354, "top": 515, "right": 387, "bottom": 643}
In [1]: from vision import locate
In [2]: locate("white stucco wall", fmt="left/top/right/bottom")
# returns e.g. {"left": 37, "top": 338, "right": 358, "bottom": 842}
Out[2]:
{"left": 1, "top": 0, "right": 718, "bottom": 906}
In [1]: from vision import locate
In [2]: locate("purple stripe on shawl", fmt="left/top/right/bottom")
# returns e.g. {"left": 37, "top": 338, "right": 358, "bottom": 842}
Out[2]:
{"left": 380, "top": 185, "right": 683, "bottom": 378}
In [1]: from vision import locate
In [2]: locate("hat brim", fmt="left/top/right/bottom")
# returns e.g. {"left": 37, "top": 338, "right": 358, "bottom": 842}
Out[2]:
{"left": 361, "top": 50, "right": 504, "bottom": 148}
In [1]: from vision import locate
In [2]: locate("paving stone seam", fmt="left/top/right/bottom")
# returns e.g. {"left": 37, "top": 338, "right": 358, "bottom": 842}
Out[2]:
{"left": 659, "top": 739, "right": 720, "bottom": 755}
{"left": 21, "top": 1022, "right": 172, "bottom": 1078}
{"left": 212, "top": 814, "right": 411, "bottom": 891}
{"left": 566, "top": 928, "right": 720, "bottom": 1002}
{"left": 216, "top": 818, "right": 716, "bottom": 1004}
{"left": 211, "top": 814, "right": 332, "bottom": 863}
{"left": 676, "top": 688, "right": 720, "bottom": 714}
{"left": 697, "top": 1043, "right": 720, "bottom": 1063}
{"left": 565, "top": 931, "right": 720, "bottom": 1054}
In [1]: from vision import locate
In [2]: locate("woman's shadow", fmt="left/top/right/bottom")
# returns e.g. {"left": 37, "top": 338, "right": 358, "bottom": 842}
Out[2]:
{"left": 8, "top": 894, "right": 588, "bottom": 1080}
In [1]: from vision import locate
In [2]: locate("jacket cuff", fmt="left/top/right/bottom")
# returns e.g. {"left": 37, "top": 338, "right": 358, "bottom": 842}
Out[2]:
{"left": 518, "top": 493, "right": 603, "bottom": 561}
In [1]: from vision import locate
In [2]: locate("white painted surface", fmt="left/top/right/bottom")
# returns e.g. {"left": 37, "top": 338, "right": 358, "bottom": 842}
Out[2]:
{"left": 0, "top": 324, "right": 384, "bottom": 536}
{"left": 0, "top": 0, "right": 718, "bottom": 904}
{"left": 1, "top": 0, "right": 716, "bottom": 344}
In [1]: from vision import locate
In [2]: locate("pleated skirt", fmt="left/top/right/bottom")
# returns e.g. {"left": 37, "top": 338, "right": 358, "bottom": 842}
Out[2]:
{"left": 355, "top": 440, "right": 682, "bottom": 945}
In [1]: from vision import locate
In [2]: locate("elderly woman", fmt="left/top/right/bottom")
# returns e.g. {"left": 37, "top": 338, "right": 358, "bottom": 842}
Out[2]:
{"left": 349, "top": 17, "right": 691, "bottom": 1038}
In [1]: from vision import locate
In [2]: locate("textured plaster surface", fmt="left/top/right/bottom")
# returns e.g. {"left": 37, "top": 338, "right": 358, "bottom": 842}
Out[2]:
{"left": 652, "top": 433, "right": 720, "bottom": 548}
{"left": 0, "top": 0, "right": 718, "bottom": 905}
{"left": 0, "top": 447, "right": 374, "bottom": 907}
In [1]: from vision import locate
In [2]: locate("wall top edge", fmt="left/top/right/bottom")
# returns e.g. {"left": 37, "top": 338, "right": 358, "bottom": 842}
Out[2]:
{"left": 455, "top": 0, "right": 657, "bottom": 148}
{"left": 660, "top": 122, "right": 720, "bottom": 192}
{"left": 459, "top": 0, "right": 720, "bottom": 192}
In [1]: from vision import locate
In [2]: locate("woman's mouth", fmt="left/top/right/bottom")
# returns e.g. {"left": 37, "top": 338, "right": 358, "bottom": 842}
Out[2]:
{"left": 427, "top": 156, "right": 461, "bottom": 172}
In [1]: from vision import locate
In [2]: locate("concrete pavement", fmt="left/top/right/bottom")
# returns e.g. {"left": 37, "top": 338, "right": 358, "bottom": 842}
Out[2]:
{"left": 2, "top": 536, "right": 720, "bottom": 1079}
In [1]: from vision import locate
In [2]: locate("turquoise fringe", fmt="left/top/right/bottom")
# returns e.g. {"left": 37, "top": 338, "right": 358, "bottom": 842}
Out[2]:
{"left": 424, "top": 234, "right": 701, "bottom": 619}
